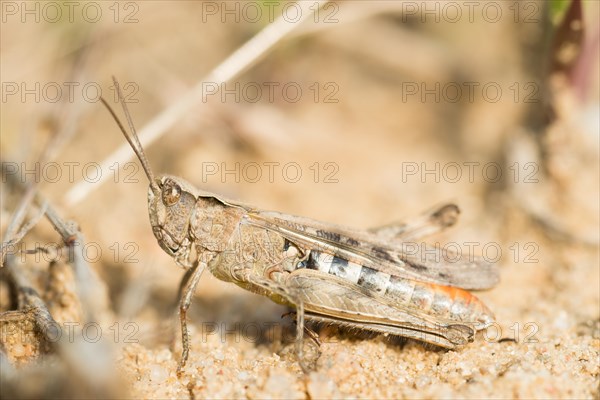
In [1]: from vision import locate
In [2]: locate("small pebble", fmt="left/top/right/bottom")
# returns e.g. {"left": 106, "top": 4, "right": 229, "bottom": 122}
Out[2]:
{"left": 237, "top": 371, "right": 250, "bottom": 381}
{"left": 149, "top": 365, "right": 168, "bottom": 383}
{"left": 307, "top": 372, "right": 341, "bottom": 399}
{"left": 414, "top": 374, "right": 432, "bottom": 389}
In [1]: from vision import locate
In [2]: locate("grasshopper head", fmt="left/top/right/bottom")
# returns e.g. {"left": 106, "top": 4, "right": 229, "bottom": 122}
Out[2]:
{"left": 148, "top": 175, "right": 198, "bottom": 266}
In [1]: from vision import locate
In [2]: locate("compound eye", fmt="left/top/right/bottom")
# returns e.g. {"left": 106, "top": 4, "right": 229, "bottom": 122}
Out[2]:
{"left": 162, "top": 180, "right": 181, "bottom": 206}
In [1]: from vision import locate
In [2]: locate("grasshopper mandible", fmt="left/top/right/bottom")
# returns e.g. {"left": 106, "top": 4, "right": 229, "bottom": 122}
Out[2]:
{"left": 101, "top": 77, "right": 499, "bottom": 375}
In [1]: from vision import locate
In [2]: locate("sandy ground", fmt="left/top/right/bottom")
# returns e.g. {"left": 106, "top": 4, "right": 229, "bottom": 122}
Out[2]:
{"left": 1, "top": 1, "right": 599, "bottom": 399}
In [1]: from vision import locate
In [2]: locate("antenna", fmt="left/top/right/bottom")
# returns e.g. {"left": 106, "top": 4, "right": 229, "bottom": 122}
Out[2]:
{"left": 99, "top": 77, "right": 157, "bottom": 188}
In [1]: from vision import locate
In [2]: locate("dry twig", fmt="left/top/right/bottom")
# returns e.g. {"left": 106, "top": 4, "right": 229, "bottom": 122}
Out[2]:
{"left": 64, "top": 0, "right": 330, "bottom": 207}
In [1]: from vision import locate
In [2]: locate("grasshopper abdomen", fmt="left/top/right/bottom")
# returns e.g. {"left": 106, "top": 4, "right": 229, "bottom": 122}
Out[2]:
{"left": 301, "top": 250, "right": 494, "bottom": 330}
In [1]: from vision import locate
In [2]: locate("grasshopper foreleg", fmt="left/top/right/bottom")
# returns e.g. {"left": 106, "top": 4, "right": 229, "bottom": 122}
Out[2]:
{"left": 176, "top": 259, "right": 206, "bottom": 376}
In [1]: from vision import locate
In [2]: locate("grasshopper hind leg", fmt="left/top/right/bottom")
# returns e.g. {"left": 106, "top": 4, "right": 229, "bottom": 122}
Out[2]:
{"left": 282, "top": 310, "right": 323, "bottom": 369}
{"left": 282, "top": 311, "right": 323, "bottom": 347}
{"left": 244, "top": 273, "right": 314, "bottom": 372}
{"left": 292, "top": 301, "right": 327, "bottom": 373}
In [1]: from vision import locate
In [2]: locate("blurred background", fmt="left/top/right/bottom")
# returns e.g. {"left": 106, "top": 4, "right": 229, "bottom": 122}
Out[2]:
{"left": 1, "top": 1, "right": 599, "bottom": 398}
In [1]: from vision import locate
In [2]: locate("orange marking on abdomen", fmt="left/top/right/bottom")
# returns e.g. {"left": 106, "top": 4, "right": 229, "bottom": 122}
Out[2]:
{"left": 424, "top": 282, "right": 480, "bottom": 306}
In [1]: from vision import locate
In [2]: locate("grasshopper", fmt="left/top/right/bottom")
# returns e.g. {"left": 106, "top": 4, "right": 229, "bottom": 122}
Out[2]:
{"left": 101, "top": 78, "right": 499, "bottom": 375}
